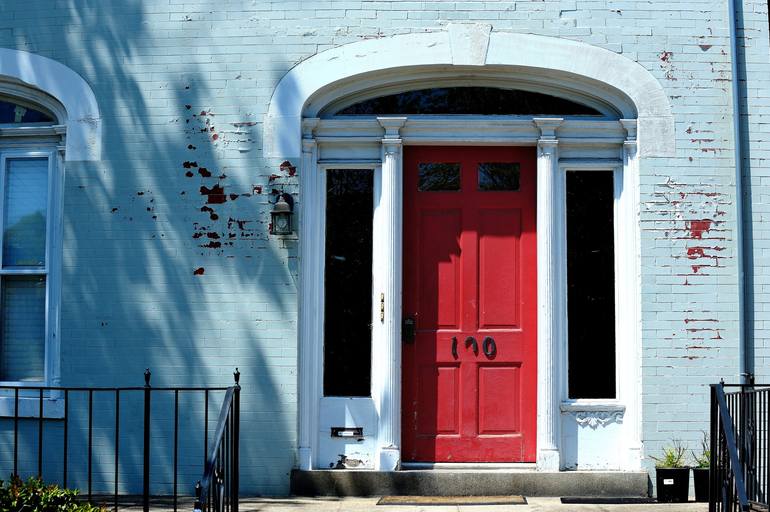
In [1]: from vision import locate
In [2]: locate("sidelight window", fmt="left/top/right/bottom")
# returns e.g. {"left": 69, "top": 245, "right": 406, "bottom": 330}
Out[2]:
{"left": 323, "top": 169, "right": 374, "bottom": 397}
{"left": 566, "top": 170, "right": 616, "bottom": 399}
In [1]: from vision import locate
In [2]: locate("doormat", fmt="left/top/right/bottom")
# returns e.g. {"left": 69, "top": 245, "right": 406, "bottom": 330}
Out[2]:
{"left": 377, "top": 495, "right": 527, "bottom": 506}
{"left": 561, "top": 497, "right": 657, "bottom": 504}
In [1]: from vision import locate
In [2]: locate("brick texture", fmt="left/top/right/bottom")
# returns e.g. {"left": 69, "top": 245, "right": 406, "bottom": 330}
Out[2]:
{"left": 0, "top": 0, "right": 768, "bottom": 495}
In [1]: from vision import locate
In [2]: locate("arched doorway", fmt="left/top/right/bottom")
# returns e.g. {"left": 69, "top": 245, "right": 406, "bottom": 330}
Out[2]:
{"left": 266, "top": 27, "right": 674, "bottom": 472}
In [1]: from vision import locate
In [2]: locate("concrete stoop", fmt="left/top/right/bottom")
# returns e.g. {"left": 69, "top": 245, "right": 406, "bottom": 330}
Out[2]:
{"left": 290, "top": 469, "right": 650, "bottom": 497}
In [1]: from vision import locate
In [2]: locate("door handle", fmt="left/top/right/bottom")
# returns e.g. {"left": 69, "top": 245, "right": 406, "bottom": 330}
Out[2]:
{"left": 483, "top": 336, "right": 497, "bottom": 358}
{"left": 451, "top": 337, "right": 458, "bottom": 359}
{"left": 465, "top": 336, "right": 478, "bottom": 355}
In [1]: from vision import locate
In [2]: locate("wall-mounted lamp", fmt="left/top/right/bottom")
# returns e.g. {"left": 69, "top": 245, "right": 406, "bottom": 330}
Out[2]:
{"left": 270, "top": 193, "right": 294, "bottom": 235}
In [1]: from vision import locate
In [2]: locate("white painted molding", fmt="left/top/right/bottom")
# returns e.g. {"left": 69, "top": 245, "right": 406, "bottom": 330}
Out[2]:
{"left": 535, "top": 117, "right": 564, "bottom": 472}
{"left": 0, "top": 49, "right": 101, "bottom": 161}
{"left": 297, "top": 117, "right": 320, "bottom": 470}
{"left": 620, "top": 120, "right": 643, "bottom": 470}
{"left": 560, "top": 401, "right": 626, "bottom": 413}
{"left": 264, "top": 29, "right": 674, "bottom": 158}
{"left": 574, "top": 411, "right": 625, "bottom": 429}
{"left": 374, "top": 116, "right": 406, "bottom": 471}
{"left": 560, "top": 398, "right": 627, "bottom": 429}
{"left": 448, "top": 23, "right": 492, "bottom": 66}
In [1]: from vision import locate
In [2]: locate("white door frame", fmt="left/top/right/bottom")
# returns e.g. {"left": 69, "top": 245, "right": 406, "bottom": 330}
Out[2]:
{"left": 278, "top": 27, "right": 672, "bottom": 473}
{"left": 297, "top": 115, "right": 642, "bottom": 471}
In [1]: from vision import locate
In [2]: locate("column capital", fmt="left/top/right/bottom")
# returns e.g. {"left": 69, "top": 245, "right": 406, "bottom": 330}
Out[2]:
{"left": 533, "top": 117, "right": 564, "bottom": 142}
{"left": 619, "top": 118, "right": 637, "bottom": 142}
{"left": 377, "top": 116, "right": 407, "bottom": 141}
{"left": 620, "top": 118, "right": 638, "bottom": 153}
{"left": 302, "top": 117, "right": 320, "bottom": 138}
{"left": 302, "top": 118, "right": 319, "bottom": 153}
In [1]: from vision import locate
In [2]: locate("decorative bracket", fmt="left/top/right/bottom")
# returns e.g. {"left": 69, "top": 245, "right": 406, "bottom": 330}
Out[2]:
{"left": 560, "top": 402, "right": 626, "bottom": 429}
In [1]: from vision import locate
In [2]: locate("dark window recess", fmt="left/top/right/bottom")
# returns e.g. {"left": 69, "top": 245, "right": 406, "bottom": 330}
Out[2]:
{"left": 567, "top": 171, "right": 616, "bottom": 399}
{"left": 0, "top": 100, "right": 54, "bottom": 124}
{"left": 478, "top": 162, "right": 520, "bottom": 191}
{"left": 324, "top": 169, "right": 374, "bottom": 397}
{"left": 418, "top": 162, "right": 461, "bottom": 191}
{"left": 336, "top": 87, "right": 602, "bottom": 116}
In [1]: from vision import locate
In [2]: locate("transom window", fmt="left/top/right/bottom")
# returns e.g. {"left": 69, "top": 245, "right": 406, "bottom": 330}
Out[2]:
{"left": 335, "top": 87, "right": 603, "bottom": 116}
{"left": 0, "top": 99, "right": 55, "bottom": 124}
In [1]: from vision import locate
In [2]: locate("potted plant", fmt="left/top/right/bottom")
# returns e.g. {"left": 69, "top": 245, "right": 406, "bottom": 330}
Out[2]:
{"left": 691, "top": 434, "right": 710, "bottom": 502}
{"left": 652, "top": 441, "right": 690, "bottom": 503}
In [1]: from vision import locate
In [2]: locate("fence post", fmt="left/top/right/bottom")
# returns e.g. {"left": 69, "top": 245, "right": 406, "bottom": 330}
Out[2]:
{"left": 143, "top": 369, "right": 151, "bottom": 512}
{"left": 232, "top": 368, "right": 240, "bottom": 512}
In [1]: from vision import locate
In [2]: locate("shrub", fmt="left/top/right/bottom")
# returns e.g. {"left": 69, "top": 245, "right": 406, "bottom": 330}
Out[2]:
{"left": 691, "top": 433, "right": 711, "bottom": 469}
{"left": 0, "top": 475, "right": 104, "bottom": 512}
{"left": 651, "top": 440, "right": 687, "bottom": 468}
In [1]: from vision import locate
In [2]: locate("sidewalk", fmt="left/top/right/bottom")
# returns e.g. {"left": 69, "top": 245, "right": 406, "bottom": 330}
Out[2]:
{"left": 233, "top": 497, "right": 709, "bottom": 511}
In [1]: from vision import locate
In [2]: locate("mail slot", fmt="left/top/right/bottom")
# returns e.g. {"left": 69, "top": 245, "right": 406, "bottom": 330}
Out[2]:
{"left": 331, "top": 427, "right": 364, "bottom": 439}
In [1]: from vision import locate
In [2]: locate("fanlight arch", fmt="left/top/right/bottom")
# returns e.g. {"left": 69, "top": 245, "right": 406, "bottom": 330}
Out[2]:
{"left": 264, "top": 29, "right": 674, "bottom": 157}
{"left": 0, "top": 48, "right": 101, "bottom": 161}
{"left": 326, "top": 85, "right": 606, "bottom": 117}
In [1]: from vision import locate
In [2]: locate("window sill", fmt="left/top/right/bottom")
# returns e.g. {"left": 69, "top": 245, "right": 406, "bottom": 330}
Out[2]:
{"left": 560, "top": 400, "right": 625, "bottom": 413}
{"left": 0, "top": 396, "right": 65, "bottom": 419}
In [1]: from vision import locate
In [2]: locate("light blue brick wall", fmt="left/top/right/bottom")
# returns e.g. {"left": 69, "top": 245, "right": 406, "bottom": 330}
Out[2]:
{"left": 0, "top": 0, "right": 768, "bottom": 496}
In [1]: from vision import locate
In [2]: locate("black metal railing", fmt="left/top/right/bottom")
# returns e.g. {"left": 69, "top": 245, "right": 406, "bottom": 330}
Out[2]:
{"left": 0, "top": 368, "right": 240, "bottom": 512}
{"left": 710, "top": 380, "right": 770, "bottom": 512}
{"left": 193, "top": 370, "right": 240, "bottom": 512}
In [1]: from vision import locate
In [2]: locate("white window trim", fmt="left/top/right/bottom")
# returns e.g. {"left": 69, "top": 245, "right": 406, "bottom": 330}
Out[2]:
{"left": 0, "top": 148, "right": 62, "bottom": 387}
{"left": 558, "top": 162, "right": 624, "bottom": 403}
{"left": 0, "top": 148, "right": 64, "bottom": 417}
{"left": 0, "top": 48, "right": 101, "bottom": 161}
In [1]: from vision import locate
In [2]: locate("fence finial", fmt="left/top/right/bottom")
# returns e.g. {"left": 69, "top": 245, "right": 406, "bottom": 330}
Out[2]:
{"left": 144, "top": 368, "right": 151, "bottom": 387}
{"left": 234, "top": 368, "right": 240, "bottom": 386}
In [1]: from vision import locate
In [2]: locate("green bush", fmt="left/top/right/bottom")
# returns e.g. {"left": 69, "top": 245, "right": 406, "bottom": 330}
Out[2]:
{"left": 651, "top": 440, "right": 688, "bottom": 468}
{"left": 0, "top": 475, "right": 104, "bottom": 512}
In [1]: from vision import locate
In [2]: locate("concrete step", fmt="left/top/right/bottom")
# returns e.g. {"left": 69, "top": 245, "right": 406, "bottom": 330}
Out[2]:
{"left": 290, "top": 469, "right": 650, "bottom": 497}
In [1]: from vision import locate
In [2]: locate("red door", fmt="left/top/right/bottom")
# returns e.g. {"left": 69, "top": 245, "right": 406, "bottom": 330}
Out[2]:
{"left": 402, "top": 146, "right": 537, "bottom": 463}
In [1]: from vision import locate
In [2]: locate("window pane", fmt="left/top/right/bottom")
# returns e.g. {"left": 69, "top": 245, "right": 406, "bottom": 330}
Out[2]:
{"left": 0, "top": 100, "right": 54, "bottom": 124}
{"left": 324, "top": 169, "right": 373, "bottom": 396}
{"left": 567, "top": 171, "right": 616, "bottom": 399}
{"left": 3, "top": 158, "right": 48, "bottom": 268}
{"left": 478, "top": 162, "right": 520, "bottom": 191}
{"left": 418, "top": 163, "right": 461, "bottom": 192}
{"left": 1, "top": 276, "right": 46, "bottom": 381}
{"left": 336, "top": 87, "right": 603, "bottom": 116}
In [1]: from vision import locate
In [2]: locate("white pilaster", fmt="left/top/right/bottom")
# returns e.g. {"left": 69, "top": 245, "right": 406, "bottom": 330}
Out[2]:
{"left": 375, "top": 117, "right": 407, "bottom": 471}
{"left": 619, "top": 118, "right": 643, "bottom": 469}
{"left": 297, "top": 118, "right": 320, "bottom": 470}
{"left": 534, "top": 117, "right": 564, "bottom": 471}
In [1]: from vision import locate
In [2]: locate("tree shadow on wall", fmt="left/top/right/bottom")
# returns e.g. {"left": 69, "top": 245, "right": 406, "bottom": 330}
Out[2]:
{"left": 0, "top": 0, "right": 304, "bottom": 497}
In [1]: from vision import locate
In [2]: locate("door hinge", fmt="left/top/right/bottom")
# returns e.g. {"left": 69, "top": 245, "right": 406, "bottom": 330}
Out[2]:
{"left": 380, "top": 293, "right": 385, "bottom": 322}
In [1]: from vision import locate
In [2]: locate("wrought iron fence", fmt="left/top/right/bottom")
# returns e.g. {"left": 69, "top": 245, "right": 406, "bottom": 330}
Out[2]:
{"left": 0, "top": 368, "right": 240, "bottom": 512}
{"left": 193, "top": 371, "right": 239, "bottom": 512}
{"left": 710, "top": 380, "right": 770, "bottom": 512}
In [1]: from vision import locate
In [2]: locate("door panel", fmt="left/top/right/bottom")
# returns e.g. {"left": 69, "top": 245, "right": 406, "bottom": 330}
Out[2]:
{"left": 478, "top": 208, "right": 521, "bottom": 329}
{"left": 478, "top": 364, "right": 521, "bottom": 434}
{"left": 402, "top": 146, "right": 537, "bottom": 463}
{"left": 418, "top": 210, "right": 462, "bottom": 329}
